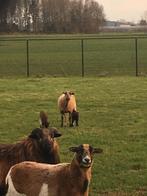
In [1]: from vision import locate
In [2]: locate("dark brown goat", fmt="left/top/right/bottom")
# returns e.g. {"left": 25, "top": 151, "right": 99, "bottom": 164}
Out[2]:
{"left": 0, "top": 126, "right": 62, "bottom": 196}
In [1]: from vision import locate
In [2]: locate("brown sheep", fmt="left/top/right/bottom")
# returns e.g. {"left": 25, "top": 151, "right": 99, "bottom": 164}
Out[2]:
{"left": 0, "top": 126, "right": 62, "bottom": 196}
{"left": 5, "top": 144, "right": 103, "bottom": 196}
{"left": 58, "top": 91, "right": 79, "bottom": 127}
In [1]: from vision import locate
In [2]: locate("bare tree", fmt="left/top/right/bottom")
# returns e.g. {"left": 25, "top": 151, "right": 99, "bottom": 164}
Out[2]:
{"left": 82, "top": 0, "right": 105, "bottom": 33}
{"left": 0, "top": 0, "right": 105, "bottom": 33}
{"left": 69, "top": 0, "right": 83, "bottom": 33}
{"left": 0, "top": 0, "right": 18, "bottom": 31}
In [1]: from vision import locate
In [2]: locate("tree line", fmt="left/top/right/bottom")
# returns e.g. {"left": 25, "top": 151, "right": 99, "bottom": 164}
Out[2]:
{"left": 0, "top": 0, "right": 105, "bottom": 33}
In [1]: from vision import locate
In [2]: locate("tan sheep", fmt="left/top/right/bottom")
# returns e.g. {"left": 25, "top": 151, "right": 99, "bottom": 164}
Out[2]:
{"left": 5, "top": 144, "right": 103, "bottom": 196}
{"left": 58, "top": 91, "right": 79, "bottom": 127}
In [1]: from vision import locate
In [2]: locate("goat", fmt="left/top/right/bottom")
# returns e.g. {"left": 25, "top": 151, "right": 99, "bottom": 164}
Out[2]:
{"left": 5, "top": 144, "right": 102, "bottom": 196}
{"left": 0, "top": 126, "right": 62, "bottom": 196}
{"left": 58, "top": 91, "right": 79, "bottom": 127}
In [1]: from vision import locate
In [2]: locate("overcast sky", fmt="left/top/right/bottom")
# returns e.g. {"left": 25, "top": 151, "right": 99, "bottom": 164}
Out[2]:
{"left": 97, "top": 0, "right": 147, "bottom": 22}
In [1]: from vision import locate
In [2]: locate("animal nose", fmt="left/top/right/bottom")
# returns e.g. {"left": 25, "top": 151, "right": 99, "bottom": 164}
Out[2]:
{"left": 83, "top": 157, "right": 91, "bottom": 164}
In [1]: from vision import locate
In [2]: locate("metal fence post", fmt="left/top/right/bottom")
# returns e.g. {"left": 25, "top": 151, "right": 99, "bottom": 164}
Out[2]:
{"left": 135, "top": 38, "right": 138, "bottom": 76}
{"left": 26, "top": 40, "right": 30, "bottom": 77}
{"left": 81, "top": 39, "right": 84, "bottom": 77}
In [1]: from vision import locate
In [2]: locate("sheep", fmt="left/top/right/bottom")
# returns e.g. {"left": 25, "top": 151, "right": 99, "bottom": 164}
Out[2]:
{"left": 58, "top": 91, "right": 79, "bottom": 127}
{"left": 0, "top": 126, "right": 62, "bottom": 196}
{"left": 5, "top": 144, "right": 103, "bottom": 196}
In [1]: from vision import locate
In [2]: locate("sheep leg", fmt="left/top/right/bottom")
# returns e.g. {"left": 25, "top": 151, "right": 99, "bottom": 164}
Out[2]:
{"left": 76, "top": 119, "right": 79, "bottom": 126}
{"left": 61, "top": 112, "right": 64, "bottom": 127}
{"left": 69, "top": 113, "right": 73, "bottom": 127}
{"left": 72, "top": 117, "right": 75, "bottom": 127}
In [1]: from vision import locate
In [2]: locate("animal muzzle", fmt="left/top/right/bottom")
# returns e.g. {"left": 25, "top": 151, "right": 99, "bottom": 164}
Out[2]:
{"left": 41, "top": 139, "right": 52, "bottom": 152}
{"left": 81, "top": 156, "right": 92, "bottom": 167}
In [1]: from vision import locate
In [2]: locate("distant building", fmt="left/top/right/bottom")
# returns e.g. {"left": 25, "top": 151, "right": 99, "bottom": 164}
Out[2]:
{"left": 104, "top": 20, "right": 120, "bottom": 27}
{"left": 101, "top": 20, "right": 147, "bottom": 32}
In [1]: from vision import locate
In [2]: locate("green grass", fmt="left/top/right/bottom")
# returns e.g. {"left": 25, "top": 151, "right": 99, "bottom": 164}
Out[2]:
{"left": 0, "top": 34, "right": 147, "bottom": 76}
{"left": 0, "top": 76, "right": 147, "bottom": 195}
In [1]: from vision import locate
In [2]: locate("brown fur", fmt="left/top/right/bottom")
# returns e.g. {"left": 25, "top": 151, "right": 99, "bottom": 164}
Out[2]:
{"left": 6, "top": 144, "right": 103, "bottom": 196}
{"left": 39, "top": 111, "right": 50, "bottom": 128}
{"left": 0, "top": 127, "right": 62, "bottom": 195}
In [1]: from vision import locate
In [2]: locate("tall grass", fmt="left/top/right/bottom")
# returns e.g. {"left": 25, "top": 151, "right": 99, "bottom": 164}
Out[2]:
{"left": 0, "top": 77, "right": 146, "bottom": 195}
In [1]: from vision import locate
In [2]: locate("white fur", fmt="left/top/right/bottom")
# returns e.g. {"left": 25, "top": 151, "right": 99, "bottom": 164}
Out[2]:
{"left": 6, "top": 175, "right": 51, "bottom": 196}
{"left": 82, "top": 155, "right": 91, "bottom": 164}
{"left": 6, "top": 169, "right": 26, "bottom": 196}
{"left": 39, "top": 183, "right": 48, "bottom": 196}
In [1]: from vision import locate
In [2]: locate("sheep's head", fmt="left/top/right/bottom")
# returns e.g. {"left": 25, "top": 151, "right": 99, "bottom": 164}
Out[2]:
{"left": 29, "top": 127, "right": 62, "bottom": 153}
{"left": 63, "top": 91, "right": 74, "bottom": 101}
{"left": 69, "top": 144, "right": 103, "bottom": 168}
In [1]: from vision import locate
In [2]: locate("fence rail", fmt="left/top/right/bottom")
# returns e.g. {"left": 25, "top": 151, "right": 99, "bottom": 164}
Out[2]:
{"left": 0, "top": 36, "right": 147, "bottom": 77}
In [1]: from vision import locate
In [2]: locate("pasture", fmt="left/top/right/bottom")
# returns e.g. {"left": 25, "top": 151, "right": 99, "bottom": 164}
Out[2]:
{"left": 0, "top": 34, "right": 147, "bottom": 76}
{"left": 0, "top": 76, "right": 146, "bottom": 195}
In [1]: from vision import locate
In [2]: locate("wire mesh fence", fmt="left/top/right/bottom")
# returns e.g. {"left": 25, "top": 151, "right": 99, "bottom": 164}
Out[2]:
{"left": 0, "top": 36, "right": 147, "bottom": 77}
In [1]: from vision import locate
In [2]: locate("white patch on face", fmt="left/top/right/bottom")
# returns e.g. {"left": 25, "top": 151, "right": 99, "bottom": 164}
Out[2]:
{"left": 6, "top": 172, "right": 26, "bottom": 196}
{"left": 39, "top": 183, "right": 48, "bottom": 196}
{"left": 82, "top": 155, "right": 91, "bottom": 164}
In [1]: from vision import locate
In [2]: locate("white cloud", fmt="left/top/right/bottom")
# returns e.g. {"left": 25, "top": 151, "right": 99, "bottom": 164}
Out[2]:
{"left": 97, "top": 0, "right": 147, "bottom": 22}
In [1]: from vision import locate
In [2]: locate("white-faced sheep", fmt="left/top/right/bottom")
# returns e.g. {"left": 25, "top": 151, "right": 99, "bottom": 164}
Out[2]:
{"left": 5, "top": 144, "right": 103, "bottom": 196}
{"left": 0, "top": 114, "right": 62, "bottom": 196}
{"left": 58, "top": 91, "right": 79, "bottom": 127}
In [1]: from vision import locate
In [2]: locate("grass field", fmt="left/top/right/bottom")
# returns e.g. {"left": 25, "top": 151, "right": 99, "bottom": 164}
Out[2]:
{"left": 0, "top": 34, "right": 147, "bottom": 77}
{"left": 0, "top": 76, "right": 147, "bottom": 195}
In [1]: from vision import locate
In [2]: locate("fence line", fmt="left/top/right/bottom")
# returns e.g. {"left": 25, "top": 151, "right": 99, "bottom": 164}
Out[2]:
{"left": 0, "top": 36, "right": 147, "bottom": 77}
{"left": 135, "top": 38, "right": 138, "bottom": 77}
{"left": 26, "top": 40, "right": 30, "bottom": 77}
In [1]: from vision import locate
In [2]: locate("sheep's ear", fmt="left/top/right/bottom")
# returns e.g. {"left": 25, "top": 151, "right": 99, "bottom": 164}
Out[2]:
{"left": 40, "top": 119, "right": 50, "bottom": 129}
{"left": 29, "top": 128, "right": 42, "bottom": 140}
{"left": 69, "top": 146, "right": 79, "bottom": 152}
{"left": 53, "top": 131, "right": 62, "bottom": 138}
{"left": 39, "top": 111, "right": 50, "bottom": 128}
{"left": 93, "top": 148, "right": 103, "bottom": 154}
{"left": 49, "top": 128, "right": 62, "bottom": 138}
